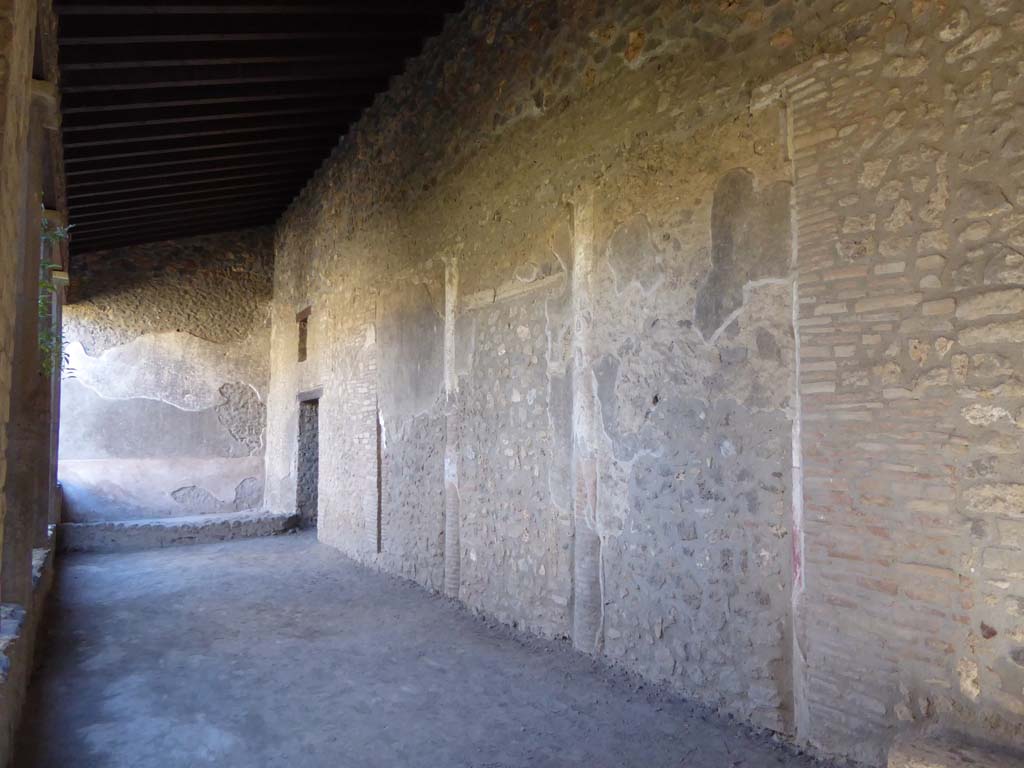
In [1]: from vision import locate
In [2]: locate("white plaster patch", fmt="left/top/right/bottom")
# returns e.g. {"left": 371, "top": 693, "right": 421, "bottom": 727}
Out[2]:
{"left": 65, "top": 331, "right": 266, "bottom": 411}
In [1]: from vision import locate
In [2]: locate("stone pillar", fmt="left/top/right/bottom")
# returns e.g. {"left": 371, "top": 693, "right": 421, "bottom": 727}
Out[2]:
{"left": 47, "top": 264, "right": 68, "bottom": 530}
{"left": 37, "top": 74, "right": 65, "bottom": 537}
{"left": 29, "top": 87, "right": 60, "bottom": 549}
{"left": 1, "top": 81, "right": 48, "bottom": 604}
{"left": 569, "top": 189, "right": 603, "bottom": 654}
{"left": 442, "top": 253, "right": 461, "bottom": 598}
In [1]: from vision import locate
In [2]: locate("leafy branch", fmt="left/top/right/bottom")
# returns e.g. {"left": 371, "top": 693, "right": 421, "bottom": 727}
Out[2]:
{"left": 38, "top": 261, "right": 67, "bottom": 378}
{"left": 38, "top": 206, "right": 72, "bottom": 377}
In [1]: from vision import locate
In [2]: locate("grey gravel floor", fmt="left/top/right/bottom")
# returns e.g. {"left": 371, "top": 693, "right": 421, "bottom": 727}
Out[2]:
{"left": 15, "top": 532, "right": 835, "bottom": 768}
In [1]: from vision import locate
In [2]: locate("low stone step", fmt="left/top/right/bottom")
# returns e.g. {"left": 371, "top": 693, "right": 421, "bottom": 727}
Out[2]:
{"left": 889, "top": 726, "right": 1024, "bottom": 768}
{"left": 58, "top": 510, "right": 300, "bottom": 553}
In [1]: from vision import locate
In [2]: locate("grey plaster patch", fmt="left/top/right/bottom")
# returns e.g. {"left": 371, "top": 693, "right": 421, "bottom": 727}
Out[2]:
{"left": 546, "top": 371, "right": 573, "bottom": 512}
{"left": 377, "top": 280, "right": 444, "bottom": 420}
{"left": 215, "top": 383, "right": 266, "bottom": 455}
{"left": 170, "top": 477, "right": 262, "bottom": 514}
{"left": 550, "top": 219, "right": 573, "bottom": 274}
{"left": 594, "top": 353, "right": 639, "bottom": 460}
{"left": 453, "top": 313, "right": 476, "bottom": 378}
{"left": 694, "top": 169, "right": 792, "bottom": 340}
{"left": 605, "top": 214, "right": 664, "bottom": 293}
{"left": 756, "top": 328, "right": 782, "bottom": 362}
{"left": 59, "top": 379, "right": 252, "bottom": 461}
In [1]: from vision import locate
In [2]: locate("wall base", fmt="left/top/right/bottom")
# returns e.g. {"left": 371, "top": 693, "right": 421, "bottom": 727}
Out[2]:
{"left": 58, "top": 510, "right": 299, "bottom": 553}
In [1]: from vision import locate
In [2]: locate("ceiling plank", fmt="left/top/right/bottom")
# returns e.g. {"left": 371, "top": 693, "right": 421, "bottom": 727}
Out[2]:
{"left": 57, "top": 2, "right": 461, "bottom": 16}
{"left": 70, "top": 199, "right": 287, "bottom": 225}
{"left": 67, "top": 146, "right": 327, "bottom": 175}
{"left": 67, "top": 180, "right": 303, "bottom": 210}
{"left": 63, "top": 103, "right": 355, "bottom": 132}
{"left": 73, "top": 221, "right": 275, "bottom": 253}
{"left": 68, "top": 189, "right": 294, "bottom": 217}
{"left": 64, "top": 89, "right": 343, "bottom": 113}
{"left": 67, "top": 158, "right": 322, "bottom": 189}
{"left": 71, "top": 212, "right": 275, "bottom": 240}
{"left": 61, "top": 65, "right": 388, "bottom": 92}
{"left": 62, "top": 53, "right": 374, "bottom": 71}
{"left": 64, "top": 133, "right": 339, "bottom": 163}
{"left": 68, "top": 170, "right": 310, "bottom": 201}
{"left": 63, "top": 115, "right": 352, "bottom": 147}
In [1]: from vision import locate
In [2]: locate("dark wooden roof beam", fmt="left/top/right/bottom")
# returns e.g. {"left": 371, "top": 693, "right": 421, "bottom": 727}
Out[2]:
{"left": 72, "top": 218, "right": 274, "bottom": 252}
{"left": 67, "top": 156, "right": 322, "bottom": 188}
{"left": 68, "top": 170, "right": 310, "bottom": 201}
{"left": 67, "top": 146, "right": 328, "bottom": 175}
{"left": 61, "top": 61, "right": 395, "bottom": 87}
{"left": 64, "top": 90, "right": 343, "bottom": 113}
{"left": 72, "top": 209, "right": 275, "bottom": 235}
{"left": 67, "top": 181, "right": 303, "bottom": 210}
{"left": 63, "top": 104, "right": 355, "bottom": 132}
{"left": 59, "top": 40, "right": 425, "bottom": 68}
{"left": 57, "top": 2, "right": 462, "bottom": 17}
{"left": 64, "top": 132, "right": 339, "bottom": 163}
{"left": 68, "top": 188, "right": 294, "bottom": 216}
{"left": 70, "top": 198, "right": 288, "bottom": 225}
{"left": 63, "top": 115, "right": 351, "bottom": 147}
{"left": 62, "top": 53, "right": 379, "bottom": 71}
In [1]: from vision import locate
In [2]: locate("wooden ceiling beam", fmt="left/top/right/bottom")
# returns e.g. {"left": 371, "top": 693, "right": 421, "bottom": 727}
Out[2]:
{"left": 64, "top": 132, "right": 338, "bottom": 163}
{"left": 67, "top": 181, "right": 301, "bottom": 211}
{"left": 63, "top": 104, "right": 354, "bottom": 132}
{"left": 71, "top": 198, "right": 286, "bottom": 224}
{"left": 57, "top": 2, "right": 460, "bottom": 16}
{"left": 68, "top": 171, "right": 309, "bottom": 201}
{"left": 61, "top": 60, "right": 395, "bottom": 87}
{"left": 59, "top": 40, "right": 422, "bottom": 68}
{"left": 64, "top": 89, "right": 343, "bottom": 113}
{"left": 67, "top": 156, "right": 321, "bottom": 188}
{"left": 62, "top": 53, "right": 375, "bottom": 71}
{"left": 67, "top": 148, "right": 323, "bottom": 177}
{"left": 72, "top": 218, "right": 274, "bottom": 252}
{"left": 72, "top": 210, "right": 274, "bottom": 237}
{"left": 68, "top": 188, "right": 293, "bottom": 216}
{"left": 63, "top": 115, "right": 349, "bottom": 147}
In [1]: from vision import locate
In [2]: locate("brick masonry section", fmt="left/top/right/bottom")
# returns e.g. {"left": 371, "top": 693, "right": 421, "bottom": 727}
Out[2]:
{"left": 757, "top": 17, "right": 1024, "bottom": 761}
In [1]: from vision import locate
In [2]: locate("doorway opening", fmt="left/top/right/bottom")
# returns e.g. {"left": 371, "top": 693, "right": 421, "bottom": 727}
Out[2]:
{"left": 296, "top": 398, "right": 319, "bottom": 528}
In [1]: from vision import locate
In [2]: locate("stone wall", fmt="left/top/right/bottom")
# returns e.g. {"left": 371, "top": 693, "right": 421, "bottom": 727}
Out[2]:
{"left": 60, "top": 228, "right": 273, "bottom": 522}
{"left": 264, "top": 1, "right": 1024, "bottom": 764}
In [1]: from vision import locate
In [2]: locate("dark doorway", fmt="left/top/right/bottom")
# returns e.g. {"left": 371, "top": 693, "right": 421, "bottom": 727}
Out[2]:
{"left": 296, "top": 399, "right": 319, "bottom": 528}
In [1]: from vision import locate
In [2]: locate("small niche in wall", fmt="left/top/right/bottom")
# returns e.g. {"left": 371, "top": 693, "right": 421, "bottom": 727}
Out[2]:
{"left": 296, "top": 307, "right": 311, "bottom": 362}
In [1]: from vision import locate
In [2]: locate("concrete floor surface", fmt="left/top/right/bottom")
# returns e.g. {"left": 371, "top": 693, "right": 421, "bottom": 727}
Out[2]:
{"left": 15, "top": 533, "right": 836, "bottom": 768}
